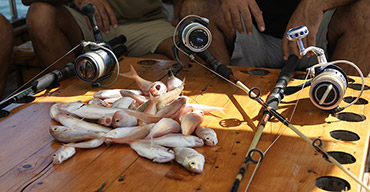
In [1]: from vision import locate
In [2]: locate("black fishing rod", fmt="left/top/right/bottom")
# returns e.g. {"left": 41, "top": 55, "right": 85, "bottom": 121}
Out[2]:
{"left": 229, "top": 55, "right": 299, "bottom": 192}
{"left": 194, "top": 50, "right": 370, "bottom": 191}
{"left": 0, "top": 63, "right": 75, "bottom": 117}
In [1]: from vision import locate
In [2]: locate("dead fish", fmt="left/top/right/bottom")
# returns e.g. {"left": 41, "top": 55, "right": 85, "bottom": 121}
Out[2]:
{"left": 88, "top": 98, "right": 108, "bottom": 107}
{"left": 98, "top": 117, "right": 113, "bottom": 127}
{"left": 145, "top": 118, "right": 181, "bottom": 139}
{"left": 53, "top": 113, "right": 112, "bottom": 133}
{"left": 120, "top": 90, "right": 148, "bottom": 105}
{"left": 186, "top": 103, "right": 226, "bottom": 115}
{"left": 151, "top": 133, "right": 204, "bottom": 148}
{"left": 156, "top": 82, "right": 184, "bottom": 111}
{"left": 130, "top": 140, "right": 175, "bottom": 163}
{"left": 195, "top": 126, "right": 218, "bottom": 146}
{"left": 65, "top": 138, "right": 105, "bottom": 148}
{"left": 111, "top": 97, "right": 136, "bottom": 109}
{"left": 123, "top": 96, "right": 187, "bottom": 124}
{"left": 166, "top": 70, "right": 184, "bottom": 91}
{"left": 111, "top": 111, "right": 138, "bottom": 128}
{"left": 55, "top": 101, "right": 122, "bottom": 120}
{"left": 181, "top": 110, "right": 204, "bottom": 135}
{"left": 173, "top": 147, "right": 205, "bottom": 173}
{"left": 119, "top": 65, "right": 154, "bottom": 95}
{"left": 149, "top": 81, "right": 167, "bottom": 97}
{"left": 104, "top": 124, "right": 154, "bottom": 144}
{"left": 144, "top": 93, "right": 160, "bottom": 115}
{"left": 49, "top": 126, "right": 102, "bottom": 143}
{"left": 53, "top": 146, "right": 76, "bottom": 164}
{"left": 94, "top": 89, "right": 141, "bottom": 99}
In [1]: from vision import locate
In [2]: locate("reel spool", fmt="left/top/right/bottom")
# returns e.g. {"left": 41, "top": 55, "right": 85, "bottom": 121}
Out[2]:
{"left": 309, "top": 65, "right": 348, "bottom": 111}
{"left": 74, "top": 43, "right": 116, "bottom": 83}
{"left": 178, "top": 16, "right": 212, "bottom": 53}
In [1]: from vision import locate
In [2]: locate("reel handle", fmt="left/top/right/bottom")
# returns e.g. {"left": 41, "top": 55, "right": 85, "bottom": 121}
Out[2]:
{"left": 286, "top": 26, "right": 309, "bottom": 55}
{"left": 81, "top": 3, "right": 104, "bottom": 42}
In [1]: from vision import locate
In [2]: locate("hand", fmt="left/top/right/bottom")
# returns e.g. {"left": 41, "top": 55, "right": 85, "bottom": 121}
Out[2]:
{"left": 73, "top": 0, "right": 118, "bottom": 34}
{"left": 282, "top": 0, "right": 324, "bottom": 60}
{"left": 219, "top": 0, "right": 265, "bottom": 34}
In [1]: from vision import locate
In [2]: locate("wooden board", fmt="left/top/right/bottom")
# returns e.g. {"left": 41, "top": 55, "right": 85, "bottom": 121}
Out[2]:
{"left": 0, "top": 57, "right": 369, "bottom": 192}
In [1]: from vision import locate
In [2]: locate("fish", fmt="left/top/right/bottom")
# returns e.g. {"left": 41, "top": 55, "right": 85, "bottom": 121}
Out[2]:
{"left": 144, "top": 94, "right": 160, "bottom": 115}
{"left": 65, "top": 138, "right": 105, "bottom": 148}
{"left": 181, "top": 110, "right": 204, "bottom": 135}
{"left": 149, "top": 81, "right": 167, "bottom": 97}
{"left": 49, "top": 126, "right": 103, "bottom": 143}
{"left": 119, "top": 65, "right": 154, "bottom": 95}
{"left": 94, "top": 89, "right": 141, "bottom": 99}
{"left": 145, "top": 118, "right": 181, "bottom": 139}
{"left": 53, "top": 113, "right": 112, "bottom": 133}
{"left": 166, "top": 70, "right": 184, "bottom": 91}
{"left": 88, "top": 98, "right": 108, "bottom": 107}
{"left": 120, "top": 90, "right": 148, "bottom": 105}
{"left": 55, "top": 101, "right": 122, "bottom": 120}
{"left": 123, "top": 96, "right": 187, "bottom": 124}
{"left": 185, "top": 103, "right": 226, "bottom": 115}
{"left": 53, "top": 146, "right": 76, "bottom": 164}
{"left": 130, "top": 140, "right": 175, "bottom": 163}
{"left": 111, "top": 111, "right": 138, "bottom": 128}
{"left": 104, "top": 124, "right": 154, "bottom": 144}
{"left": 151, "top": 133, "right": 204, "bottom": 148}
{"left": 173, "top": 147, "right": 205, "bottom": 173}
{"left": 156, "top": 82, "right": 184, "bottom": 111}
{"left": 111, "top": 97, "right": 136, "bottom": 109}
{"left": 195, "top": 126, "right": 218, "bottom": 146}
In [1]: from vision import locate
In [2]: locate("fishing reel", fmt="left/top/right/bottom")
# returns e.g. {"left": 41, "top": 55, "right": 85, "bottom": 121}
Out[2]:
{"left": 286, "top": 26, "right": 364, "bottom": 112}
{"left": 74, "top": 3, "right": 127, "bottom": 86}
{"left": 177, "top": 15, "right": 212, "bottom": 54}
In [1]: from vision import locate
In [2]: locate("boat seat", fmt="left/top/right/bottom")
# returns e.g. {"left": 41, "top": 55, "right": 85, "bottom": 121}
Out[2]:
{"left": 12, "top": 40, "right": 41, "bottom": 87}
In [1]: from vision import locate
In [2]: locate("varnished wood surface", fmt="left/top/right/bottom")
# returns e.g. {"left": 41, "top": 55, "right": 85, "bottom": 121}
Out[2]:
{"left": 0, "top": 57, "right": 369, "bottom": 192}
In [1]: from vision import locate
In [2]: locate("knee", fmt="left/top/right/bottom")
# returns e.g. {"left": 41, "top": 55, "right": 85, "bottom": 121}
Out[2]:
{"left": 26, "top": 2, "right": 57, "bottom": 34}
{"left": 334, "top": 0, "right": 370, "bottom": 33}
{"left": 0, "top": 14, "right": 13, "bottom": 38}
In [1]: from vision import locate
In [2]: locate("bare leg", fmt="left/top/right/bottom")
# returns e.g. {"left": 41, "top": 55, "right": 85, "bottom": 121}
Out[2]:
{"left": 0, "top": 14, "right": 13, "bottom": 98}
{"left": 26, "top": 2, "right": 83, "bottom": 70}
{"left": 327, "top": 0, "right": 370, "bottom": 76}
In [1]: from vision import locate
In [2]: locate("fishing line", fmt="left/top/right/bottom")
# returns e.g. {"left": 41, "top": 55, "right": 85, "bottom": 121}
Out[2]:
{"left": 5, "top": 43, "right": 81, "bottom": 99}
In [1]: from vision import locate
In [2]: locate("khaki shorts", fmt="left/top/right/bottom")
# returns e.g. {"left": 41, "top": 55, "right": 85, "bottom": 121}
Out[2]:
{"left": 230, "top": 10, "right": 335, "bottom": 70}
{"left": 65, "top": 6, "right": 175, "bottom": 57}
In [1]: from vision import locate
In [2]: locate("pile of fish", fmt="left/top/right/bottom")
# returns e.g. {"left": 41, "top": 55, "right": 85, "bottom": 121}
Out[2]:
{"left": 49, "top": 65, "right": 224, "bottom": 173}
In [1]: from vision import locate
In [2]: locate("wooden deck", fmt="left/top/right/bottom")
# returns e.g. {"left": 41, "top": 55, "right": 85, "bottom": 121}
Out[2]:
{"left": 1, "top": 57, "right": 369, "bottom": 192}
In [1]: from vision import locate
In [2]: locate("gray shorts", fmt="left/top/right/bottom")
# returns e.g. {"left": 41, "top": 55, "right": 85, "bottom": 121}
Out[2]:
{"left": 230, "top": 10, "right": 335, "bottom": 70}
{"left": 65, "top": 6, "right": 175, "bottom": 57}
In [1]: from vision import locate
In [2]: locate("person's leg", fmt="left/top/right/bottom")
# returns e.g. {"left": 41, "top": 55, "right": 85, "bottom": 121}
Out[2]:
{"left": 26, "top": 2, "right": 83, "bottom": 70}
{"left": 327, "top": 0, "right": 370, "bottom": 76}
{"left": 0, "top": 14, "right": 13, "bottom": 98}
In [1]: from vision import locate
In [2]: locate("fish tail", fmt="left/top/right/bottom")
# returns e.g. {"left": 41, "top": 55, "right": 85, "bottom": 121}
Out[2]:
{"left": 118, "top": 64, "right": 138, "bottom": 80}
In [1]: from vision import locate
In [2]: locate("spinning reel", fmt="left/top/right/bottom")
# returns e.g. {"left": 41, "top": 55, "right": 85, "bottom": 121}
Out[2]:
{"left": 286, "top": 26, "right": 364, "bottom": 112}
{"left": 74, "top": 3, "right": 127, "bottom": 86}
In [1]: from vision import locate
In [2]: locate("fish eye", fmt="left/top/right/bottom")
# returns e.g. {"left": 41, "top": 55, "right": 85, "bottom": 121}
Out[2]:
{"left": 190, "top": 161, "right": 195, "bottom": 165}
{"left": 205, "top": 137, "right": 210, "bottom": 141}
{"left": 53, "top": 128, "right": 58, "bottom": 131}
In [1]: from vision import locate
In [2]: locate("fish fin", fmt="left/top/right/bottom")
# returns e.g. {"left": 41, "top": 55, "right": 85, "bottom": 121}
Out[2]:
{"left": 118, "top": 64, "right": 138, "bottom": 79}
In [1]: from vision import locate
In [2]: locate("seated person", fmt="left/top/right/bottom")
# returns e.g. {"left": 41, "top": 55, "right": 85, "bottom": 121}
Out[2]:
{"left": 22, "top": 0, "right": 178, "bottom": 70}
{"left": 0, "top": 14, "right": 14, "bottom": 98}
{"left": 175, "top": 0, "right": 370, "bottom": 76}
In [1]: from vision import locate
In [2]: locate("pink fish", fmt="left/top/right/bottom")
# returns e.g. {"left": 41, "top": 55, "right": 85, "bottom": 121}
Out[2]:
{"left": 119, "top": 65, "right": 154, "bottom": 95}
{"left": 181, "top": 110, "right": 204, "bottom": 135}
{"left": 145, "top": 118, "right": 181, "bottom": 139}
{"left": 111, "top": 111, "right": 138, "bottom": 128}
{"left": 149, "top": 81, "right": 167, "bottom": 97}
{"left": 166, "top": 70, "right": 184, "bottom": 91}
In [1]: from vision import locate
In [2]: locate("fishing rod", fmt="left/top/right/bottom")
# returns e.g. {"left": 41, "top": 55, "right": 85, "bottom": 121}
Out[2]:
{"left": 173, "top": 15, "right": 370, "bottom": 191}
{"left": 229, "top": 54, "right": 299, "bottom": 192}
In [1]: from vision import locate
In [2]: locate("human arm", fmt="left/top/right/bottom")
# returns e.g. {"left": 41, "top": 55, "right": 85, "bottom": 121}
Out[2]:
{"left": 282, "top": 0, "right": 354, "bottom": 60}
{"left": 219, "top": 0, "right": 265, "bottom": 34}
